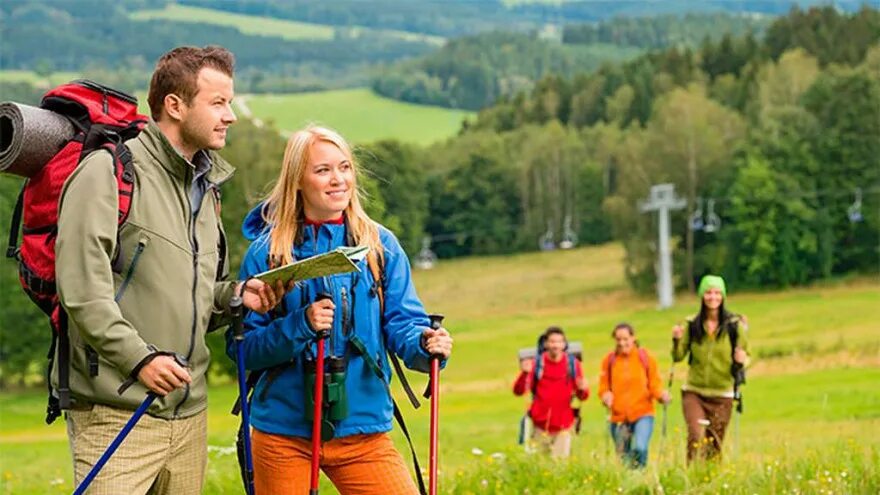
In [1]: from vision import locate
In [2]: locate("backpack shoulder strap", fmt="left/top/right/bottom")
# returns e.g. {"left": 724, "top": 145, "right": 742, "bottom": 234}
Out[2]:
{"left": 567, "top": 354, "right": 577, "bottom": 382}
{"left": 726, "top": 315, "right": 739, "bottom": 363}
{"left": 637, "top": 348, "right": 650, "bottom": 382}
{"left": 605, "top": 351, "right": 616, "bottom": 385}
{"left": 368, "top": 250, "right": 421, "bottom": 409}
{"left": 531, "top": 353, "right": 544, "bottom": 395}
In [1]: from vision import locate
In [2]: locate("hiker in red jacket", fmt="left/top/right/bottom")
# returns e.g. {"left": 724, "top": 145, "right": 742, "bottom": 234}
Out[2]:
{"left": 513, "top": 327, "right": 589, "bottom": 457}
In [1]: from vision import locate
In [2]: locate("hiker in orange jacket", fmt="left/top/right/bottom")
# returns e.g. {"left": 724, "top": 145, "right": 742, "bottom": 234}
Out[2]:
{"left": 599, "top": 323, "right": 670, "bottom": 468}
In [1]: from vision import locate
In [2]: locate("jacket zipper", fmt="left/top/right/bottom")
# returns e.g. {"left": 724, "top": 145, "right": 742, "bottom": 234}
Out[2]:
{"left": 114, "top": 240, "right": 147, "bottom": 302}
{"left": 175, "top": 171, "right": 202, "bottom": 417}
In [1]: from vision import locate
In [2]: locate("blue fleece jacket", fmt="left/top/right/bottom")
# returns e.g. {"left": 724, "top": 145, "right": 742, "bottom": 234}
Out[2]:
{"left": 226, "top": 205, "right": 444, "bottom": 439}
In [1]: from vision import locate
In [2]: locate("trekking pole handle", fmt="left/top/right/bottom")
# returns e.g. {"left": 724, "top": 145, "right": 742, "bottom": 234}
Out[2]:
{"left": 428, "top": 314, "right": 445, "bottom": 356}
{"left": 230, "top": 293, "right": 244, "bottom": 341}
{"left": 313, "top": 293, "right": 333, "bottom": 340}
{"left": 117, "top": 351, "right": 188, "bottom": 395}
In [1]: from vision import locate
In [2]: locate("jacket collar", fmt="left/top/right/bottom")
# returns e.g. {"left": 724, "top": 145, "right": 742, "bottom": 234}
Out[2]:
{"left": 138, "top": 120, "right": 234, "bottom": 185}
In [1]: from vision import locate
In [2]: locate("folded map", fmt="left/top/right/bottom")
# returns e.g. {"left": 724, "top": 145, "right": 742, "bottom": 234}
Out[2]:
{"left": 254, "top": 245, "right": 370, "bottom": 285}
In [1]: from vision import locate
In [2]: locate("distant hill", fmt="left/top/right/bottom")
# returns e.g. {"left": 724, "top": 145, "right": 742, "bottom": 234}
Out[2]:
{"left": 242, "top": 88, "right": 473, "bottom": 145}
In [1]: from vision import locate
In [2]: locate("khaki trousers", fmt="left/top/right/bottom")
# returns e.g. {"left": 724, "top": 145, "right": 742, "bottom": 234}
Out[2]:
{"left": 531, "top": 426, "right": 573, "bottom": 458}
{"left": 66, "top": 403, "right": 207, "bottom": 495}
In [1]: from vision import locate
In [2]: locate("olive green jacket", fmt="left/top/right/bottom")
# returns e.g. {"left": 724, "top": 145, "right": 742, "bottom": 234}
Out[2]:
{"left": 671, "top": 314, "right": 751, "bottom": 398}
{"left": 54, "top": 121, "right": 236, "bottom": 419}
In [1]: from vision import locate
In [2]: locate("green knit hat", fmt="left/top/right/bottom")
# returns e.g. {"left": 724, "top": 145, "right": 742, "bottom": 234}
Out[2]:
{"left": 697, "top": 275, "right": 727, "bottom": 298}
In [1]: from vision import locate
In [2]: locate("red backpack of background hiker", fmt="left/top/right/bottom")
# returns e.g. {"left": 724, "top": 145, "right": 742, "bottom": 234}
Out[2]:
{"left": 5, "top": 80, "right": 148, "bottom": 423}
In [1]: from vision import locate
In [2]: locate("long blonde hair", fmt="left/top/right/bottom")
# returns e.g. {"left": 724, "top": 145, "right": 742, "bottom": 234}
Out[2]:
{"left": 261, "top": 125, "right": 382, "bottom": 266}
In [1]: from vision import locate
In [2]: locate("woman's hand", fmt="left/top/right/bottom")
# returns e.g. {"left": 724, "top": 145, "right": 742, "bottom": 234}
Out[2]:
{"left": 421, "top": 327, "right": 453, "bottom": 359}
{"left": 306, "top": 298, "right": 335, "bottom": 332}
{"left": 734, "top": 347, "right": 748, "bottom": 364}
{"left": 672, "top": 324, "right": 684, "bottom": 340}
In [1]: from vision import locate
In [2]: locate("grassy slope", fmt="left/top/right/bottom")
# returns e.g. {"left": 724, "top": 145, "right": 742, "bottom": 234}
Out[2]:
{"left": 1, "top": 244, "right": 878, "bottom": 493}
{"left": 130, "top": 4, "right": 445, "bottom": 45}
{"left": 243, "top": 89, "right": 473, "bottom": 145}
{"left": 0, "top": 70, "right": 81, "bottom": 87}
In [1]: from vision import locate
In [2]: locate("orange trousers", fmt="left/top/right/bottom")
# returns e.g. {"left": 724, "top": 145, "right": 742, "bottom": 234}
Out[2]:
{"left": 252, "top": 428, "right": 419, "bottom": 495}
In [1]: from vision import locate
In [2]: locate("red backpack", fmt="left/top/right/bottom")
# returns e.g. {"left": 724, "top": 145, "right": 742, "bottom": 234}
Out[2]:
{"left": 5, "top": 80, "right": 148, "bottom": 423}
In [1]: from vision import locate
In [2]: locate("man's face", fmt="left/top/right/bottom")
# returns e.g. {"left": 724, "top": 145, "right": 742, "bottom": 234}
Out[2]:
{"left": 543, "top": 333, "right": 566, "bottom": 358}
{"left": 179, "top": 67, "right": 236, "bottom": 151}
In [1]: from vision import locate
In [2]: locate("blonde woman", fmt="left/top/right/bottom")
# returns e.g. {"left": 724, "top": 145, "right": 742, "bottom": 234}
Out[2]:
{"left": 227, "top": 126, "right": 452, "bottom": 494}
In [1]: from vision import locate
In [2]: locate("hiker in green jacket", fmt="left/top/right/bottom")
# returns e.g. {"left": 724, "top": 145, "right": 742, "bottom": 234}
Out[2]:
{"left": 55, "top": 46, "right": 283, "bottom": 494}
{"left": 671, "top": 275, "right": 750, "bottom": 462}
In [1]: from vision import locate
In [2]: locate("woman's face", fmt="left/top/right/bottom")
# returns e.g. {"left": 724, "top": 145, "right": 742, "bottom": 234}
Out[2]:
{"left": 702, "top": 287, "right": 724, "bottom": 310}
{"left": 300, "top": 140, "right": 354, "bottom": 221}
{"left": 613, "top": 328, "right": 636, "bottom": 355}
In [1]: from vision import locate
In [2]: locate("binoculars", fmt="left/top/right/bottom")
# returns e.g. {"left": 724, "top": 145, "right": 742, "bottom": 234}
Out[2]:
{"left": 305, "top": 356, "right": 348, "bottom": 441}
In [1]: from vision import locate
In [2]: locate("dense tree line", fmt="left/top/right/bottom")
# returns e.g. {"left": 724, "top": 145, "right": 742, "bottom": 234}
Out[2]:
{"left": 183, "top": 0, "right": 865, "bottom": 37}
{"left": 0, "top": 0, "right": 435, "bottom": 93}
{"left": 372, "top": 31, "right": 642, "bottom": 110}
{"left": 562, "top": 13, "right": 769, "bottom": 48}
{"left": 465, "top": 6, "right": 880, "bottom": 292}
{"left": 372, "top": 13, "right": 772, "bottom": 110}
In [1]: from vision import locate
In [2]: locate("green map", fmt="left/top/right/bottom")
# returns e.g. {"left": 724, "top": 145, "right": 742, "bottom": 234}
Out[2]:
{"left": 254, "top": 246, "right": 369, "bottom": 285}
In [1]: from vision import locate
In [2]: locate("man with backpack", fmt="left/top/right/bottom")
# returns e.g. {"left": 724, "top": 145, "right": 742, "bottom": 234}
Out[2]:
{"left": 52, "top": 46, "right": 283, "bottom": 494}
{"left": 599, "top": 323, "right": 670, "bottom": 468}
{"left": 513, "top": 326, "right": 589, "bottom": 458}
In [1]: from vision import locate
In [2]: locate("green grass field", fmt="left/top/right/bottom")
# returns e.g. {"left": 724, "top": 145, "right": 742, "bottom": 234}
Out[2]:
{"left": 0, "top": 70, "right": 81, "bottom": 87}
{"left": 130, "top": 4, "right": 445, "bottom": 45}
{"left": 242, "top": 89, "right": 474, "bottom": 145}
{"left": 1, "top": 244, "right": 878, "bottom": 493}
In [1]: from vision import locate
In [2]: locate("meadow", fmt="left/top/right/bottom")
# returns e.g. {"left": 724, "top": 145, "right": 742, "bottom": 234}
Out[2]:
{"left": 129, "top": 4, "right": 445, "bottom": 45}
{"left": 1, "top": 244, "right": 878, "bottom": 493}
{"left": 241, "top": 89, "right": 474, "bottom": 145}
{"left": 0, "top": 70, "right": 81, "bottom": 87}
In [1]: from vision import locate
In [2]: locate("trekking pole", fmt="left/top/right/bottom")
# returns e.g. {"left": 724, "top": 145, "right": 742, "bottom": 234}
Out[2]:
{"left": 230, "top": 292, "right": 255, "bottom": 495}
{"left": 310, "top": 293, "right": 332, "bottom": 495}
{"left": 73, "top": 354, "right": 187, "bottom": 495}
{"left": 663, "top": 364, "right": 674, "bottom": 438}
{"left": 427, "top": 314, "right": 445, "bottom": 495}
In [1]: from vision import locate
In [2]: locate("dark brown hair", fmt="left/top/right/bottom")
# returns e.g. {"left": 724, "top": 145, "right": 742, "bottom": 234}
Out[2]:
{"left": 147, "top": 45, "right": 235, "bottom": 120}
{"left": 611, "top": 322, "right": 635, "bottom": 337}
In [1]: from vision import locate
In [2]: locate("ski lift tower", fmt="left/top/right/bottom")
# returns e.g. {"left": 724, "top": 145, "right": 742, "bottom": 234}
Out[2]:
{"left": 640, "top": 184, "right": 686, "bottom": 309}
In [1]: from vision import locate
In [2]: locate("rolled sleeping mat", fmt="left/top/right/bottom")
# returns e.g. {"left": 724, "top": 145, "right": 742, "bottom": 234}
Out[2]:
{"left": 518, "top": 342, "right": 583, "bottom": 362}
{"left": 0, "top": 102, "right": 75, "bottom": 178}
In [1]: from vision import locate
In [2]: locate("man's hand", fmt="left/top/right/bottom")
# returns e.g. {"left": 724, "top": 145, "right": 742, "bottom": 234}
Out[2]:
{"left": 601, "top": 391, "right": 613, "bottom": 408}
{"left": 660, "top": 390, "right": 672, "bottom": 405}
{"left": 421, "top": 327, "right": 453, "bottom": 359}
{"left": 238, "top": 279, "right": 286, "bottom": 313}
{"left": 137, "top": 355, "right": 191, "bottom": 396}
{"left": 672, "top": 324, "right": 684, "bottom": 340}
{"left": 306, "top": 298, "right": 335, "bottom": 332}
{"left": 520, "top": 358, "right": 534, "bottom": 374}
